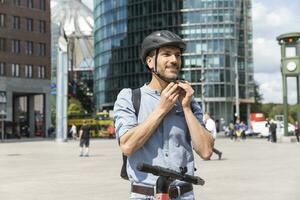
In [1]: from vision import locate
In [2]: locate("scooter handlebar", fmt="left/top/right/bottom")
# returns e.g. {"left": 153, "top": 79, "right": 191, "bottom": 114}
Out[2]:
{"left": 137, "top": 163, "right": 205, "bottom": 185}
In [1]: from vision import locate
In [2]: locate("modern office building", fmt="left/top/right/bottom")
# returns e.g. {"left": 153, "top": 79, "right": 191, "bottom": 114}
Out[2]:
{"left": 94, "top": 0, "right": 254, "bottom": 124}
{"left": 0, "top": 0, "right": 51, "bottom": 138}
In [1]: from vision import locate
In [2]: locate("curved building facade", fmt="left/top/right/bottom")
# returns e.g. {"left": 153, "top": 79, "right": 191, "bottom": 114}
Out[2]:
{"left": 94, "top": 0, "right": 254, "bottom": 123}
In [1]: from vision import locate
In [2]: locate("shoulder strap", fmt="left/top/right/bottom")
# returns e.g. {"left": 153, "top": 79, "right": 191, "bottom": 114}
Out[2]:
{"left": 131, "top": 88, "right": 141, "bottom": 117}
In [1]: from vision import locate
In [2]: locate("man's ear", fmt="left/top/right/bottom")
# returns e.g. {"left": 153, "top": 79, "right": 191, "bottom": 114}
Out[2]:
{"left": 146, "top": 56, "right": 154, "bottom": 70}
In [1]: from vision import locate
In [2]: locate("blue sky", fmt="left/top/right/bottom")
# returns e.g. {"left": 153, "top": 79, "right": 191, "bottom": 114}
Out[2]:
{"left": 83, "top": 0, "right": 300, "bottom": 103}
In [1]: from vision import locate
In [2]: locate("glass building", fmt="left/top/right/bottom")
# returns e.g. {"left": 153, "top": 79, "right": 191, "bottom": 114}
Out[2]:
{"left": 94, "top": 0, "right": 254, "bottom": 124}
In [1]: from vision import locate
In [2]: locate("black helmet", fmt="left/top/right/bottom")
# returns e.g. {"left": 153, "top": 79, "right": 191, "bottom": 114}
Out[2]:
{"left": 140, "top": 30, "right": 186, "bottom": 63}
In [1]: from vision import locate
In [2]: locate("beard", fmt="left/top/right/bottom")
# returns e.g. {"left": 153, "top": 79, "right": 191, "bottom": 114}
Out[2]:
{"left": 156, "top": 64, "right": 179, "bottom": 82}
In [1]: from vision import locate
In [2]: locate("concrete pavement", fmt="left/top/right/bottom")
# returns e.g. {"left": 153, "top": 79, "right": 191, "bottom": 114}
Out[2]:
{"left": 0, "top": 138, "right": 299, "bottom": 200}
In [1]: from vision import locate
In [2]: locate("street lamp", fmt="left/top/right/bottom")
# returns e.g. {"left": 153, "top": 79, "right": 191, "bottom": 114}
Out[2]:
{"left": 201, "top": 53, "right": 207, "bottom": 113}
{"left": 234, "top": 55, "right": 240, "bottom": 119}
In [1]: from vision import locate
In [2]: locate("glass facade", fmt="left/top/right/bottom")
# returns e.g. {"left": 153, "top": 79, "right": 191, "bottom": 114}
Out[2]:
{"left": 94, "top": 0, "right": 254, "bottom": 123}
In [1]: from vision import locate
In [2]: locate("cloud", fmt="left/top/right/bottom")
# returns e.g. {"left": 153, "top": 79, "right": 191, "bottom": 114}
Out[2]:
{"left": 255, "top": 73, "right": 297, "bottom": 104}
{"left": 253, "top": 37, "right": 280, "bottom": 74}
{"left": 252, "top": 0, "right": 300, "bottom": 103}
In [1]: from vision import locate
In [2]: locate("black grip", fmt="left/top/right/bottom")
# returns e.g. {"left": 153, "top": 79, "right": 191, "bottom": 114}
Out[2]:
{"left": 137, "top": 163, "right": 205, "bottom": 185}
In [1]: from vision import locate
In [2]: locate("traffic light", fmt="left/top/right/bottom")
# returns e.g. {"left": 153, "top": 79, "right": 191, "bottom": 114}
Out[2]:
{"left": 282, "top": 37, "right": 299, "bottom": 44}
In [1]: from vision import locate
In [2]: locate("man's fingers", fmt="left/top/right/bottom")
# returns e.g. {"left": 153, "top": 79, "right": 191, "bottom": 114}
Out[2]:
{"left": 169, "top": 91, "right": 179, "bottom": 101}
{"left": 163, "top": 82, "right": 179, "bottom": 97}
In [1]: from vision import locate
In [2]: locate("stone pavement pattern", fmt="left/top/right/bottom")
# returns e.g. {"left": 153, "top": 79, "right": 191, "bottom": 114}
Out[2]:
{"left": 0, "top": 138, "right": 299, "bottom": 200}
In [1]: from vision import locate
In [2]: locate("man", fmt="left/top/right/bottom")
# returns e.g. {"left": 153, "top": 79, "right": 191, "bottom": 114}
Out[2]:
{"left": 79, "top": 120, "right": 90, "bottom": 157}
{"left": 114, "top": 30, "right": 214, "bottom": 199}
{"left": 203, "top": 113, "right": 222, "bottom": 160}
{"left": 269, "top": 119, "right": 277, "bottom": 143}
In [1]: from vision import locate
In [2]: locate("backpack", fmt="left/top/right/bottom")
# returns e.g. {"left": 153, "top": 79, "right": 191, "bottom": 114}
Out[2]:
{"left": 120, "top": 88, "right": 141, "bottom": 180}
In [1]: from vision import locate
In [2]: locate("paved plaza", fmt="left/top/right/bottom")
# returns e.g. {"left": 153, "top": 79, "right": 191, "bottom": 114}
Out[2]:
{"left": 0, "top": 137, "right": 299, "bottom": 200}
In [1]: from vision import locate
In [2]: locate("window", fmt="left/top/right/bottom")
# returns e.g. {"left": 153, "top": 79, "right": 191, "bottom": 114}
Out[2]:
{"left": 13, "top": 16, "right": 20, "bottom": 29}
{"left": 13, "top": 0, "right": 20, "bottom": 6}
{"left": 37, "top": 43, "right": 46, "bottom": 56}
{"left": 12, "top": 64, "right": 20, "bottom": 77}
{"left": 11, "top": 40, "right": 21, "bottom": 53}
{"left": 27, "top": 0, "right": 33, "bottom": 8}
{"left": 0, "top": 62, "right": 5, "bottom": 75}
{"left": 39, "top": 20, "right": 46, "bottom": 33}
{"left": 27, "top": 18, "right": 33, "bottom": 31}
{"left": 25, "top": 65, "right": 32, "bottom": 78}
{"left": 26, "top": 41, "right": 33, "bottom": 55}
{"left": 38, "top": 65, "right": 45, "bottom": 78}
{"left": 39, "top": 0, "right": 46, "bottom": 10}
{"left": 285, "top": 46, "right": 296, "bottom": 58}
{"left": 0, "top": 38, "right": 6, "bottom": 51}
{"left": 0, "top": 14, "right": 5, "bottom": 27}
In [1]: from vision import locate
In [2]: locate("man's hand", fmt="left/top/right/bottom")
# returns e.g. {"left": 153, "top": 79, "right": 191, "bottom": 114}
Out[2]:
{"left": 159, "top": 82, "right": 180, "bottom": 113}
{"left": 177, "top": 81, "right": 194, "bottom": 109}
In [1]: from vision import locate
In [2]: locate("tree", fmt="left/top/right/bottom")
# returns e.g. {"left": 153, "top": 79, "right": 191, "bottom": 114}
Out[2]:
{"left": 68, "top": 97, "right": 85, "bottom": 115}
{"left": 251, "top": 81, "right": 263, "bottom": 112}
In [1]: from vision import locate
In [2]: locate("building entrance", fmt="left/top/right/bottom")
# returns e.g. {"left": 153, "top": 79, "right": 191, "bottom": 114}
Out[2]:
{"left": 12, "top": 94, "right": 45, "bottom": 138}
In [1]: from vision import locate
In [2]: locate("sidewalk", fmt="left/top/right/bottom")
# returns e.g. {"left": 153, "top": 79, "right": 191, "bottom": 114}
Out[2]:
{"left": 0, "top": 138, "right": 299, "bottom": 200}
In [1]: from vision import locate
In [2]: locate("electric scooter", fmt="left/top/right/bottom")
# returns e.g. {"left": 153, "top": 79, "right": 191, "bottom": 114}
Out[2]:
{"left": 137, "top": 163, "right": 205, "bottom": 200}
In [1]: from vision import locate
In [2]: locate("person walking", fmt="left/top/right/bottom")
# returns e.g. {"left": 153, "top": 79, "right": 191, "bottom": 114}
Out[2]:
{"left": 203, "top": 113, "right": 222, "bottom": 160}
{"left": 240, "top": 121, "right": 247, "bottom": 140}
{"left": 269, "top": 119, "right": 277, "bottom": 143}
{"left": 295, "top": 121, "right": 300, "bottom": 143}
{"left": 114, "top": 30, "right": 214, "bottom": 200}
{"left": 69, "top": 124, "right": 77, "bottom": 140}
{"left": 79, "top": 120, "right": 90, "bottom": 157}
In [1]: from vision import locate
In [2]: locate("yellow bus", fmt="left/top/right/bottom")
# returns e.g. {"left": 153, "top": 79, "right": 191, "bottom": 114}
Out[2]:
{"left": 68, "top": 111, "right": 114, "bottom": 138}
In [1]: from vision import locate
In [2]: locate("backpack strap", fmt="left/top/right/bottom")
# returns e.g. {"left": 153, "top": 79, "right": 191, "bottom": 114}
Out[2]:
{"left": 131, "top": 88, "right": 141, "bottom": 117}
{"left": 120, "top": 88, "right": 141, "bottom": 181}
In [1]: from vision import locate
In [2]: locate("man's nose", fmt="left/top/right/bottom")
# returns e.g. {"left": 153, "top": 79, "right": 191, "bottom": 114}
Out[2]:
{"left": 169, "top": 54, "right": 178, "bottom": 63}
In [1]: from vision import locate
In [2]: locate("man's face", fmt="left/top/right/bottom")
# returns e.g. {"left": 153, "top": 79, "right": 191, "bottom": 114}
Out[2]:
{"left": 147, "top": 46, "right": 182, "bottom": 81}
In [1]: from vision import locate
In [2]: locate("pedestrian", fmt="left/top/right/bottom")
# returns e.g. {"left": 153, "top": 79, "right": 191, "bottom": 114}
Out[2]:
{"left": 295, "top": 121, "right": 300, "bottom": 143}
{"left": 203, "top": 113, "right": 222, "bottom": 160}
{"left": 69, "top": 124, "right": 77, "bottom": 140}
{"left": 269, "top": 119, "right": 277, "bottom": 143}
{"left": 79, "top": 120, "right": 90, "bottom": 157}
{"left": 234, "top": 118, "right": 242, "bottom": 141}
{"left": 107, "top": 124, "right": 115, "bottom": 138}
{"left": 47, "top": 125, "right": 55, "bottom": 138}
{"left": 228, "top": 121, "right": 235, "bottom": 140}
{"left": 265, "top": 118, "right": 272, "bottom": 142}
{"left": 114, "top": 30, "right": 214, "bottom": 200}
{"left": 240, "top": 121, "right": 247, "bottom": 140}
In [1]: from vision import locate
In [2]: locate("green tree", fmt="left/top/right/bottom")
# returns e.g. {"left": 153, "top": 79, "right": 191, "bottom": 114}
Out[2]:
{"left": 251, "top": 82, "right": 263, "bottom": 112}
{"left": 68, "top": 97, "right": 85, "bottom": 115}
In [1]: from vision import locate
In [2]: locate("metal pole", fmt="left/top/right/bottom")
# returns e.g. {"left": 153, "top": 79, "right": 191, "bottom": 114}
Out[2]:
{"left": 283, "top": 75, "right": 288, "bottom": 136}
{"left": 235, "top": 56, "right": 240, "bottom": 118}
{"left": 297, "top": 75, "right": 300, "bottom": 123}
{"left": 201, "top": 53, "right": 206, "bottom": 113}
{"left": 1, "top": 114, "right": 3, "bottom": 141}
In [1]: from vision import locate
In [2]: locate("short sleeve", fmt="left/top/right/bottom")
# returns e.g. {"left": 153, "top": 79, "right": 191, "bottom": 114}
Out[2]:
{"left": 113, "top": 88, "right": 138, "bottom": 139}
{"left": 190, "top": 98, "right": 206, "bottom": 128}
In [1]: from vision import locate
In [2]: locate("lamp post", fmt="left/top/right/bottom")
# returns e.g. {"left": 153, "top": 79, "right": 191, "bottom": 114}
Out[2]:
{"left": 235, "top": 56, "right": 240, "bottom": 119}
{"left": 201, "top": 53, "right": 207, "bottom": 113}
